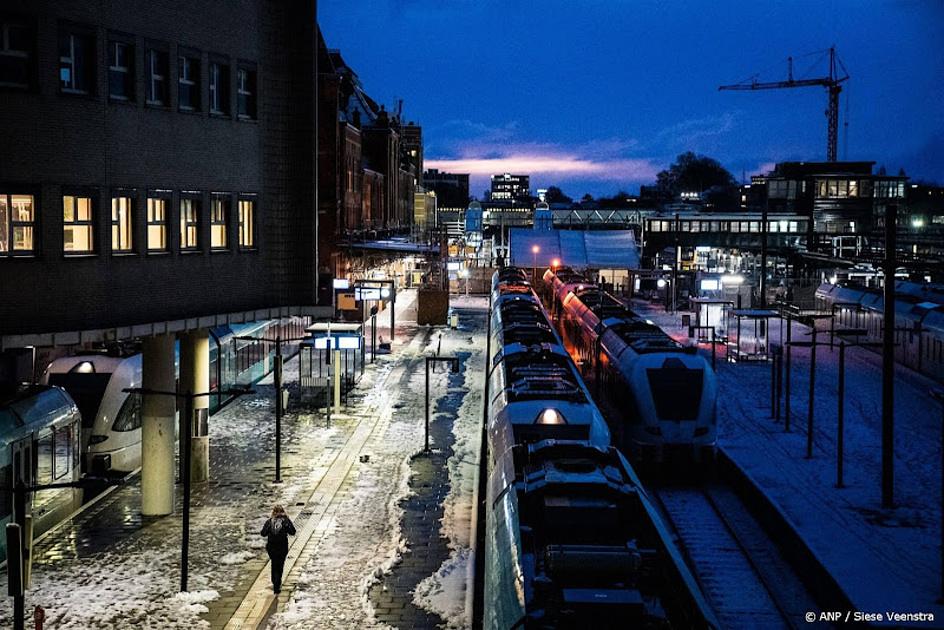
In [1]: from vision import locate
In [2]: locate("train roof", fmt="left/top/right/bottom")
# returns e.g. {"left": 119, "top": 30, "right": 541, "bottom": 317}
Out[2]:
{"left": 602, "top": 318, "right": 684, "bottom": 353}
{"left": 0, "top": 385, "right": 77, "bottom": 436}
{"left": 497, "top": 346, "right": 587, "bottom": 404}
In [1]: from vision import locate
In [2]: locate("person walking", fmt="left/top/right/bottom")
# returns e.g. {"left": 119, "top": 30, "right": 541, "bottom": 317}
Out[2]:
{"left": 260, "top": 505, "right": 296, "bottom": 593}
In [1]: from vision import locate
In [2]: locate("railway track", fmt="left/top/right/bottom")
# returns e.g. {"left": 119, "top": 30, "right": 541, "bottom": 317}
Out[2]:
{"left": 650, "top": 482, "right": 826, "bottom": 630}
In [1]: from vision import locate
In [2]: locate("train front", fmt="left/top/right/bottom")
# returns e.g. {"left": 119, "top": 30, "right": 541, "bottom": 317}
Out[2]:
{"left": 623, "top": 349, "right": 717, "bottom": 462}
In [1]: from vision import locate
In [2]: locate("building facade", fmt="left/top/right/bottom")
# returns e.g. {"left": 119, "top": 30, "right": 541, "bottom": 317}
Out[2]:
{"left": 490, "top": 173, "right": 530, "bottom": 202}
{"left": 0, "top": 0, "right": 328, "bottom": 345}
{"left": 424, "top": 169, "right": 470, "bottom": 208}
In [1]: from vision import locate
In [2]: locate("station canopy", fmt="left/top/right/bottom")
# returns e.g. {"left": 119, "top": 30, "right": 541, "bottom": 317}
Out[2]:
{"left": 508, "top": 229, "right": 640, "bottom": 269}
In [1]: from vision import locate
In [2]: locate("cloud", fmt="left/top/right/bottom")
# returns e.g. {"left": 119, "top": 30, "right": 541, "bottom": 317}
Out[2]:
{"left": 656, "top": 112, "right": 739, "bottom": 147}
{"left": 425, "top": 152, "right": 659, "bottom": 182}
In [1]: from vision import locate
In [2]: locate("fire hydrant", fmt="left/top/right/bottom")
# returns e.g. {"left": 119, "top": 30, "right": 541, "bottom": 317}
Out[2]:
{"left": 33, "top": 605, "right": 46, "bottom": 630}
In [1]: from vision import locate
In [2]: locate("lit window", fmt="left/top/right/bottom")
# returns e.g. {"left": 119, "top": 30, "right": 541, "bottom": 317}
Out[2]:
{"left": 237, "top": 66, "right": 256, "bottom": 119}
{"left": 238, "top": 199, "right": 254, "bottom": 248}
{"left": 211, "top": 196, "right": 228, "bottom": 249}
{"left": 0, "top": 193, "right": 35, "bottom": 254}
{"left": 209, "top": 61, "right": 229, "bottom": 114}
{"left": 108, "top": 40, "right": 133, "bottom": 100}
{"left": 63, "top": 195, "right": 94, "bottom": 253}
{"left": 178, "top": 54, "right": 199, "bottom": 111}
{"left": 111, "top": 196, "right": 134, "bottom": 252}
{"left": 59, "top": 30, "right": 93, "bottom": 94}
{"left": 0, "top": 19, "right": 31, "bottom": 89}
{"left": 146, "top": 48, "right": 168, "bottom": 105}
{"left": 180, "top": 198, "right": 199, "bottom": 250}
{"left": 147, "top": 198, "right": 167, "bottom": 251}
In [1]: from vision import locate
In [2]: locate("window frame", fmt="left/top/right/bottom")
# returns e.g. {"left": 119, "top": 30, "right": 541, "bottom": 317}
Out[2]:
{"left": 146, "top": 193, "right": 170, "bottom": 253}
{"left": 179, "top": 193, "right": 201, "bottom": 253}
{"left": 237, "top": 196, "right": 256, "bottom": 250}
{"left": 0, "top": 15, "right": 36, "bottom": 91}
{"left": 236, "top": 62, "right": 256, "bottom": 120}
{"left": 0, "top": 192, "right": 37, "bottom": 256}
{"left": 177, "top": 48, "right": 200, "bottom": 112}
{"left": 107, "top": 33, "right": 135, "bottom": 103}
{"left": 62, "top": 193, "right": 95, "bottom": 255}
{"left": 210, "top": 194, "right": 230, "bottom": 251}
{"left": 111, "top": 192, "right": 136, "bottom": 255}
{"left": 58, "top": 23, "right": 95, "bottom": 96}
{"left": 145, "top": 42, "right": 169, "bottom": 107}
{"left": 208, "top": 56, "right": 230, "bottom": 116}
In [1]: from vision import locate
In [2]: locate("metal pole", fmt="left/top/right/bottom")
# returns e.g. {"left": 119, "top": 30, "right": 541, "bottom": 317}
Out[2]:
{"left": 806, "top": 329, "right": 817, "bottom": 459}
{"left": 425, "top": 358, "right": 430, "bottom": 453}
{"left": 770, "top": 343, "right": 777, "bottom": 418}
{"left": 711, "top": 327, "right": 716, "bottom": 371}
{"left": 274, "top": 336, "right": 282, "bottom": 484}
{"left": 882, "top": 203, "right": 897, "bottom": 508}
{"left": 785, "top": 317, "right": 792, "bottom": 432}
{"left": 390, "top": 289, "right": 395, "bottom": 343}
{"left": 13, "top": 480, "right": 25, "bottom": 630}
{"left": 371, "top": 314, "right": 377, "bottom": 362}
{"left": 775, "top": 345, "right": 783, "bottom": 422}
{"left": 837, "top": 341, "right": 846, "bottom": 488}
{"left": 181, "top": 391, "right": 193, "bottom": 592}
{"left": 760, "top": 201, "right": 768, "bottom": 307}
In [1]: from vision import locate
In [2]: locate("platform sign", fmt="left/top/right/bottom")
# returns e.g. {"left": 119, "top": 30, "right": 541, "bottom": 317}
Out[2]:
{"left": 333, "top": 278, "right": 351, "bottom": 290}
{"left": 355, "top": 287, "right": 383, "bottom": 301}
{"left": 312, "top": 334, "right": 361, "bottom": 350}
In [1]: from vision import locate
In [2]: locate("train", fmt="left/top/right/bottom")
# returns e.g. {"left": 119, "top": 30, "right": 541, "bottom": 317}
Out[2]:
{"left": 543, "top": 267, "right": 717, "bottom": 462}
{"left": 42, "top": 318, "right": 309, "bottom": 475}
{"left": 485, "top": 267, "right": 718, "bottom": 628}
{"left": 815, "top": 280, "right": 944, "bottom": 382}
{"left": 0, "top": 385, "right": 83, "bottom": 563}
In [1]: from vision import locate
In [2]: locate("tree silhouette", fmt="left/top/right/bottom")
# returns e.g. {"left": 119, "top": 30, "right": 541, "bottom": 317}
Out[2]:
{"left": 656, "top": 152, "right": 736, "bottom": 196}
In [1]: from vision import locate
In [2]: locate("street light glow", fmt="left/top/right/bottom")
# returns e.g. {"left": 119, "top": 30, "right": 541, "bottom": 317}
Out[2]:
{"left": 531, "top": 245, "right": 540, "bottom": 254}
{"left": 551, "top": 258, "right": 560, "bottom": 268}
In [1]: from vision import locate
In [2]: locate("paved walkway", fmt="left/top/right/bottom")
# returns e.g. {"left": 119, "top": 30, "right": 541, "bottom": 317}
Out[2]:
{"left": 0, "top": 291, "right": 483, "bottom": 629}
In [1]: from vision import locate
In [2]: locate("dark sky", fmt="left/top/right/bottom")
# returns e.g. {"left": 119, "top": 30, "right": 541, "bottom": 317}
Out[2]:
{"left": 319, "top": 0, "right": 943, "bottom": 197}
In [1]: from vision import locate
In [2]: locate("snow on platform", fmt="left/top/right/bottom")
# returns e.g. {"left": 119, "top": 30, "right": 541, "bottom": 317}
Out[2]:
{"left": 634, "top": 298, "right": 944, "bottom": 626}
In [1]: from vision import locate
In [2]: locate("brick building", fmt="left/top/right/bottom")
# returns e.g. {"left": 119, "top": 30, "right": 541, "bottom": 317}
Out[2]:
{"left": 0, "top": 0, "right": 330, "bottom": 346}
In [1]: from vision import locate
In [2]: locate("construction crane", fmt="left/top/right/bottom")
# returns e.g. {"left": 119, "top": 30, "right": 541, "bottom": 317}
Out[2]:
{"left": 719, "top": 47, "right": 849, "bottom": 161}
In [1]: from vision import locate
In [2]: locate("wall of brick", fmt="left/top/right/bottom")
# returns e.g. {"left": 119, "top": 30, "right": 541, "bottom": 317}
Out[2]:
{"left": 0, "top": 0, "right": 324, "bottom": 336}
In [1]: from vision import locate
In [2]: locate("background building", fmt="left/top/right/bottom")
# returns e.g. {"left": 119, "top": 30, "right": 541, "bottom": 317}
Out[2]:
{"left": 423, "top": 169, "right": 470, "bottom": 208}
{"left": 489, "top": 173, "right": 531, "bottom": 203}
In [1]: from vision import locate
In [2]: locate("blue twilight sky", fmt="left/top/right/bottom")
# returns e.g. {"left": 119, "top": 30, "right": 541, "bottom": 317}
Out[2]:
{"left": 319, "top": 0, "right": 943, "bottom": 198}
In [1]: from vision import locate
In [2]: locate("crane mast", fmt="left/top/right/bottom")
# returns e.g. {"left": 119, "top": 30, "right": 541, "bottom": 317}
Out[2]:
{"left": 719, "top": 47, "right": 849, "bottom": 161}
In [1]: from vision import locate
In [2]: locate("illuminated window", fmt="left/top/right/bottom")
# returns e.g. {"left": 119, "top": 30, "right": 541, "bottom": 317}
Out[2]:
{"left": 111, "top": 196, "right": 134, "bottom": 252}
{"left": 178, "top": 54, "right": 200, "bottom": 111}
{"left": 211, "top": 196, "right": 228, "bottom": 249}
{"left": 0, "top": 19, "right": 32, "bottom": 90}
{"left": 237, "top": 66, "right": 256, "bottom": 119}
{"left": 180, "top": 198, "right": 199, "bottom": 251}
{"left": 789, "top": 221, "right": 799, "bottom": 233}
{"left": 0, "top": 193, "right": 35, "bottom": 254}
{"left": 209, "top": 60, "right": 229, "bottom": 114}
{"left": 63, "top": 195, "right": 94, "bottom": 253}
{"left": 147, "top": 197, "right": 167, "bottom": 251}
{"left": 108, "top": 39, "right": 133, "bottom": 100}
{"left": 146, "top": 47, "right": 168, "bottom": 105}
{"left": 238, "top": 199, "right": 254, "bottom": 248}
{"left": 59, "top": 29, "right": 93, "bottom": 94}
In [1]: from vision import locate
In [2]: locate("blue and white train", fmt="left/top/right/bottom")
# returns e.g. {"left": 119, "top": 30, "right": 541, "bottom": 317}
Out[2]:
{"left": 484, "top": 267, "right": 718, "bottom": 628}
{"left": 543, "top": 267, "right": 717, "bottom": 463}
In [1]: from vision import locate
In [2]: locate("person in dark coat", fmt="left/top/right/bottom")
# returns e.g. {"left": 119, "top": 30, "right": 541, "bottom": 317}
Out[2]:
{"left": 260, "top": 504, "right": 296, "bottom": 593}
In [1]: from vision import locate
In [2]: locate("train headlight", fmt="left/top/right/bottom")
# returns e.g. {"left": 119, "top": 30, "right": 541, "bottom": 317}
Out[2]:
{"left": 536, "top": 408, "right": 566, "bottom": 425}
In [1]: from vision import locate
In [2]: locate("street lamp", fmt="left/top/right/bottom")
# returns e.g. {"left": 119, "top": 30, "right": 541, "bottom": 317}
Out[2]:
{"left": 531, "top": 245, "right": 540, "bottom": 283}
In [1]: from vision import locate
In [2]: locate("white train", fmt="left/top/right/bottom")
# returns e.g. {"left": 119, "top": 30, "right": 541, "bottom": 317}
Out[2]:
{"left": 815, "top": 280, "right": 944, "bottom": 382}
{"left": 544, "top": 267, "right": 718, "bottom": 462}
{"left": 484, "top": 267, "right": 718, "bottom": 628}
{"left": 43, "top": 352, "right": 142, "bottom": 475}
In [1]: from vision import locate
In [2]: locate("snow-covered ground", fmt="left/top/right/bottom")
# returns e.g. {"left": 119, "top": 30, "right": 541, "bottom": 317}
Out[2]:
{"left": 634, "top": 298, "right": 944, "bottom": 625}
{"left": 268, "top": 294, "right": 486, "bottom": 629}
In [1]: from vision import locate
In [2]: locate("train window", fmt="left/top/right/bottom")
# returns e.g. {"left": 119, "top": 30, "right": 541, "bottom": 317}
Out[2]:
{"left": 112, "top": 393, "right": 142, "bottom": 432}
{"left": 36, "top": 428, "right": 53, "bottom": 485}
{"left": 646, "top": 367, "right": 704, "bottom": 421}
{"left": 54, "top": 425, "right": 72, "bottom": 479}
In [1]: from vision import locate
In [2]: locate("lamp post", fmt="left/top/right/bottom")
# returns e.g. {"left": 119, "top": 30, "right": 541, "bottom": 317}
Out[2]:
{"left": 235, "top": 333, "right": 308, "bottom": 483}
{"left": 531, "top": 244, "right": 540, "bottom": 284}
{"left": 425, "top": 355, "right": 461, "bottom": 452}
{"left": 124, "top": 386, "right": 252, "bottom": 593}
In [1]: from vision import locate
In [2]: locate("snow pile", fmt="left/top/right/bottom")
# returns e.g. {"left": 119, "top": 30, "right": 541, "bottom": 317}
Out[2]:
{"left": 413, "top": 547, "right": 471, "bottom": 628}
{"left": 173, "top": 589, "right": 220, "bottom": 615}
{"left": 220, "top": 550, "right": 255, "bottom": 565}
